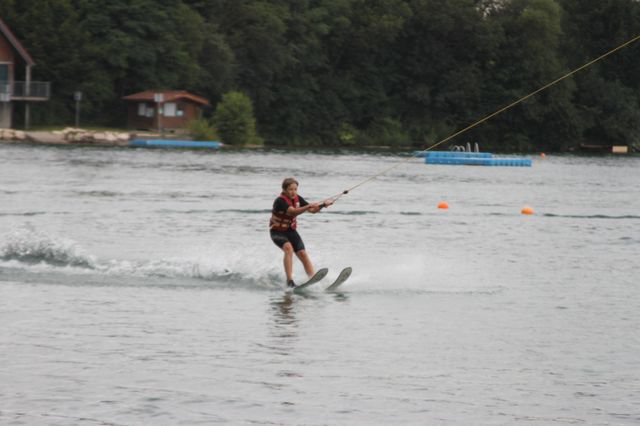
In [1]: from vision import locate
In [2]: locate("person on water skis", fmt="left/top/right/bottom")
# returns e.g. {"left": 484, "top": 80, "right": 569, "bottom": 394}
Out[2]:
{"left": 270, "top": 177, "right": 333, "bottom": 288}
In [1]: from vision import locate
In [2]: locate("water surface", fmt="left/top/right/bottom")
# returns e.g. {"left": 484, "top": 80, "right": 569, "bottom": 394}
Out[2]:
{"left": 1, "top": 144, "right": 639, "bottom": 425}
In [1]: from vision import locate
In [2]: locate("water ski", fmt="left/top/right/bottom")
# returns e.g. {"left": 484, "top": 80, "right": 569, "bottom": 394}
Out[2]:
{"left": 292, "top": 268, "right": 328, "bottom": 293}
{"left": 325, "top": 267, "right": 352, "bottom": 291}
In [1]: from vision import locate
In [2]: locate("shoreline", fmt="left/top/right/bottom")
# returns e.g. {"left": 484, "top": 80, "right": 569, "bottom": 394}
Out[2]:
{"left": 1, "top": 127, "right": 637, "bottom": 154}
{"left": 0, "top": 127, "right": 218, "bottom": 148}
{"left": 0, "top": 127, "right": 134, "bottom": 146}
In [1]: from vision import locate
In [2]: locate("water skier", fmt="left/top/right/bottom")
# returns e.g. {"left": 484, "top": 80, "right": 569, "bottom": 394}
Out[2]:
{"left": 270, "top": 177, "right": 333, "bottom": 288}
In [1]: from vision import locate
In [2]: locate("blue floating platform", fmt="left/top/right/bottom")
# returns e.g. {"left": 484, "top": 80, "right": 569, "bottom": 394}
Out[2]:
{"left": 415, "top": 151, "right": 492, "bottom": 158}
{"left": 418, "top": 150, "right": 531, "bottom": 167}
{"left": 130, "top": 139, "right": 223, "bottom": 149}
{"left": 425, "top": 157, "right": 531, "bottom": 167}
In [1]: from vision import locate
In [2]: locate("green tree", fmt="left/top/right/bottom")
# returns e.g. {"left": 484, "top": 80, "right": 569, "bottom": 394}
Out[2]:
{"left": 74, "top": 0, "right": 211, "bottom": 124}
{"left": 481, "top": 0, "right": 579, "bottom": 151}
{"left": 265, "top": 0, "right": 413, "bottom": 145}
{"left": 559, "top": 0, "right": 640, "bottom": 147}
{"left": 213, "top": 91, "right": 263, "bottom": 146}
{"left": 209, "top": 1, "right": 293, "bottom": 115}
{"left": 392, "top": 0, "right": 502, "bottom": 146}
{"left": 2, "top": 0, "right": 639, "bottom": 149}
{"left": 2, "top": 0, "right": 223, "bottom": 126}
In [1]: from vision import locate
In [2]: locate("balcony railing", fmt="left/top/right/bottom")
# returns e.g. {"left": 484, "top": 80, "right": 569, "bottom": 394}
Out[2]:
{"left": 0, "top": 81, "right": 51, "bottom": 101}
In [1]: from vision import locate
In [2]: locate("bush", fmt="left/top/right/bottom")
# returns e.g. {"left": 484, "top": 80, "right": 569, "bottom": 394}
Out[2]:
{"left": 213, "top": 91, "right": 263, "bottom": 146}
{"left": 338, "top": 123, "right": 357, "bottom": 146}
{"left": 357, "top": 117, "right": 411, "bottom": 147}
{"left": 187, "top": 118, "right": 219, "bottom": 141}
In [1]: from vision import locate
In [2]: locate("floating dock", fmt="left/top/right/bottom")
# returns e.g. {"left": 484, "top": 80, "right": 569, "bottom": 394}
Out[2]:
{"left": 130, "top": 139, "right": 223, "bottom": 149}
{"left": 417, "top": 151, "right": 531, "bottom": 167}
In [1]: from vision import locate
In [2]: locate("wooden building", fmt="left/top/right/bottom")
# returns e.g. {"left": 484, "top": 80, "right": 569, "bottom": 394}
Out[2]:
{"left": 0, "top": 17, "right": 50, "bottom": 128}
{"left": 122, "top": 90, "right": 210, "bottom": 131}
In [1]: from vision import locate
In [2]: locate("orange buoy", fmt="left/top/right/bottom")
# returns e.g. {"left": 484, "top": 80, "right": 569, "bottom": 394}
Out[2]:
{"left": 438, "top": 201, "right": 449, "bottom": 209}
{"left": 521, "top": 206, "right": 534, "bottom": 215}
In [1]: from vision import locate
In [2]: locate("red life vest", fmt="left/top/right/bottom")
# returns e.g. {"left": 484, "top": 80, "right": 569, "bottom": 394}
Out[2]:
{"left": 270, "top": 194, "right": 300, "bottom": 231}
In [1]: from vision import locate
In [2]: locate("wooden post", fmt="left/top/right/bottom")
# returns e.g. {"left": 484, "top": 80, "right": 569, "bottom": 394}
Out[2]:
{"left": 74, "top": 91, "right": 82, "bottom": 127}
{"left": 24, "top": 65, "right": 31, "bottom": 129}
{"left": 154, "top": 93, "right": 164, "bottom": 137}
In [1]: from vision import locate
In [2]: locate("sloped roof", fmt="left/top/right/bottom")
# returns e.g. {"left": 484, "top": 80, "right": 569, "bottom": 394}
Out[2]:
{"left": 0, "top": 17, "right": 35, "bottom": 66}
{"left": 122, "top": 90, "right": 210, "bottom": 106}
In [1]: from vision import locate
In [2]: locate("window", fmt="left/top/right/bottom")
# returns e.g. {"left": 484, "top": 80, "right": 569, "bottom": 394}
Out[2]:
{"left": 137, "top": 103, "right": 146, "bottom": 116}
{"left": 0, "top": 64, "right": 8, "bottom": 82}
{"left": 163, "top": 102, "right": 177, "bottom": 117}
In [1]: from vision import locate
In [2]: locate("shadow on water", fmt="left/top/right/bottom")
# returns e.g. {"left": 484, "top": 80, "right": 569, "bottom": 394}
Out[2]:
{"left": 269, "top": 291, "right": 350, "bottom": 327}
{"left": 270, "top": 293, "right": 300, "bottom": 327}
{"left": 262, "top": 293, "right": 306, "bottom": 359}
{"left": 328, "top": 291, "right": 350, "bottom": 302}
{"left": 264, "top": 292, "right": 351, "bottom": 361}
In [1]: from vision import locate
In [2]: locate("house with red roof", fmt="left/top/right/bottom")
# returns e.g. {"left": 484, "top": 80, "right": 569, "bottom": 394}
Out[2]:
{"left": 122, "top": 90, "right": 210, "bottom": 131}
{"left": 0, "top": 17, "right": 50, "bottom": 128}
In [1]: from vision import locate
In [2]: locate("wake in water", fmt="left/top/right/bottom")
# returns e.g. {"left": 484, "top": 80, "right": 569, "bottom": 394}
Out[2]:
{"left": 1, "top": 227, "right": 505, "bottom": 295}
{"left": 1, "top": 227, "right": 96, "bottom": 268}
{"left": 0, "top": 227, "right": 283, "bottom": 290}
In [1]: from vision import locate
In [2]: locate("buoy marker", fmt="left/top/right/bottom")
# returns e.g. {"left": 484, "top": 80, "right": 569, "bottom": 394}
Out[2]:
{"left": 438, "top": 201, "right": 449, "bottom": 209}
{"left": 521, "top": 206, "right": 534, "bottom": 215}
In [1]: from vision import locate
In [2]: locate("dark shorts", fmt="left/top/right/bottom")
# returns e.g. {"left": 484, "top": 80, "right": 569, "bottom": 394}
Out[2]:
{"left": 270, "top": 229, "right": 306, "bottom": 252}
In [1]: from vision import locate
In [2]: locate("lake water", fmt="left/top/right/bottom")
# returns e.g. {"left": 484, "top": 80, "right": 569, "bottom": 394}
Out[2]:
{"left": 1, "top": 143, "right": 639, "bottom": 425}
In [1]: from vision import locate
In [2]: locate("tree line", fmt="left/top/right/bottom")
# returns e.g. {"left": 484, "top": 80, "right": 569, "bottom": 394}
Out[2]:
{"left": 2, "top": 0, "right": 639, "bottom": 151}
